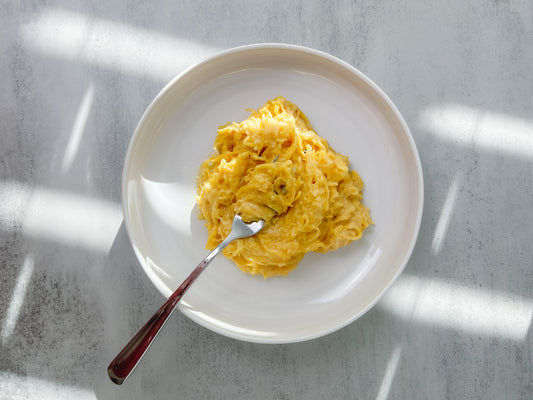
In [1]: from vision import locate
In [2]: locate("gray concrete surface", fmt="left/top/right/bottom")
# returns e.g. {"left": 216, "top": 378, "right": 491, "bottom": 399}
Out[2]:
{"left": 1, "top": 1, "right": 532, "bottom": 399}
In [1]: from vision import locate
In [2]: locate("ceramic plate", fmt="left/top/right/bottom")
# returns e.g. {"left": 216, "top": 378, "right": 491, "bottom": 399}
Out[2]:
{"left": 122, "top": 44, "right": 423, "bottom": 343}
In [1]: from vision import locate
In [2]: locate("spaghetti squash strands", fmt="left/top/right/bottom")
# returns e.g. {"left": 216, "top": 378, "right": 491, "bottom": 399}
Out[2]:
{"left": 197, "top": 97, "right": 371, "bottom": 277}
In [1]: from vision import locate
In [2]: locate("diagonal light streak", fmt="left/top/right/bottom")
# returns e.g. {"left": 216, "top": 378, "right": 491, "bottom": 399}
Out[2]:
{"left": 375, "top": 344, "right": 403, "bottom": 400}
{"left": 0, "top": 181, "right": 122, "bottom": 254}
{"left": 21, "top": 9, "right": 220, "bottom": 81}
{"left": 1, "top": 255, "right": 35, "bottom": 344}
{"left": 0, "top": 371, "right": 97, "bottom": 399}
{"left": 379, "top": 274, "right": 533, "bottom": 342}
{"left": 431, "top": 172, "right": 462, "bottom": 255}
{"left": 61, "top": 83, "right": 94, "bottom": 174}
{"left": 420, "top": 104, "right": 533, "bottom": 158}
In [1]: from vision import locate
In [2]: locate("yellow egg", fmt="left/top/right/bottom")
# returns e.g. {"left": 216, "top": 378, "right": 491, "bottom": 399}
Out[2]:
{"left": 197, "top": 96, "right": 371, "bottom": 277}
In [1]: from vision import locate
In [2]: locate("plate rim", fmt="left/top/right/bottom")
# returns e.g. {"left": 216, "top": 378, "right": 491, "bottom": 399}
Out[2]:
{"left": 122, "top": 43, "right": 424, "bottom": 343}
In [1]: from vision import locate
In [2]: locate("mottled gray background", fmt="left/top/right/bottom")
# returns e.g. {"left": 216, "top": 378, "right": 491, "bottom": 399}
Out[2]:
{"left": 1, "top": 1, "right": 532, "bottom": 399}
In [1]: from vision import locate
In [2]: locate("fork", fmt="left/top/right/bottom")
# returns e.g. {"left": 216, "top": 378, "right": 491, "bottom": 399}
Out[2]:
{"left": 107, "top": 215, "right": 264, "bottom": 384}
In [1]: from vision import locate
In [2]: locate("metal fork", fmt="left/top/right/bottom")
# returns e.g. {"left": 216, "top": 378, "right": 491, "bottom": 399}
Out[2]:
{"left": 108, "top": 215, "right": 264, "bottom": 384}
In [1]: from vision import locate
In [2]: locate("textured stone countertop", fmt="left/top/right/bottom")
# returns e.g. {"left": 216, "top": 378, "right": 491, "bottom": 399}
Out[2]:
{"left": 1, "top": 1, "right": 532, "bottom": 399}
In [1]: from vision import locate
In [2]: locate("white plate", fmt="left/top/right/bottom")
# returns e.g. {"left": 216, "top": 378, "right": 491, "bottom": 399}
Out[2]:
{"left": 122, "top": 44, "right": 423, "bottom": 343}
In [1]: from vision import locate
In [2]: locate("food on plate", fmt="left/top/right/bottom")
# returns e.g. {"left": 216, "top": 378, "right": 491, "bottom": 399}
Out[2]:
{"left": 196, "top": 96, "right": 371, "bottom": 277}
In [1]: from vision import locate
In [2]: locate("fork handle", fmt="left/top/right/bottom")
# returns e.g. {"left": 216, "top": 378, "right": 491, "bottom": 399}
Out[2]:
{"left": 107, "top": 259, "right": 208, "bottom": 385}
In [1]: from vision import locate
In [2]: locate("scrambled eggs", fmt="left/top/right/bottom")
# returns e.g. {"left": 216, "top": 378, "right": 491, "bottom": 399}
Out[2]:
{"left": 197, "top": 97, "right": 371, "bottom": 277}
